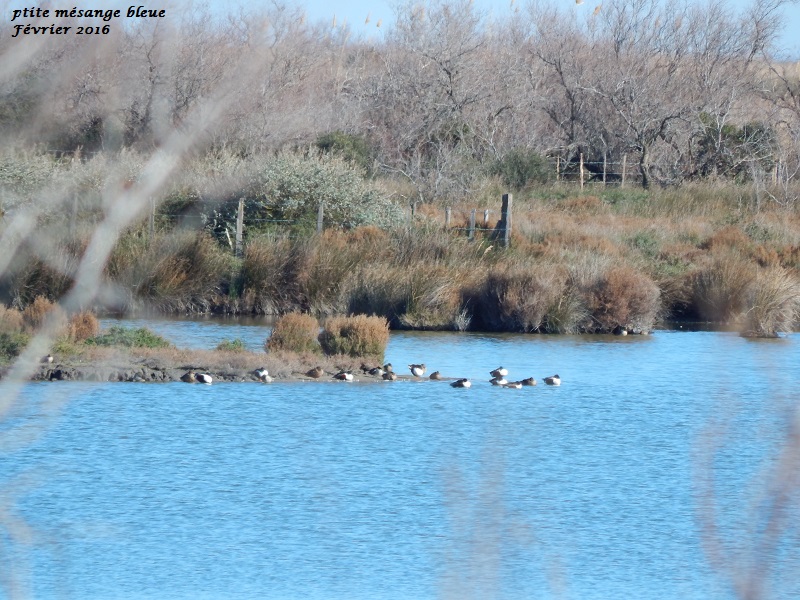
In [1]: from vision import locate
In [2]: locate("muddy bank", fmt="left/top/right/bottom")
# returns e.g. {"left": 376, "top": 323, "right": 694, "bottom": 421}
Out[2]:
{"left": 3, "top": 353, "right": 428, "bottom": 384}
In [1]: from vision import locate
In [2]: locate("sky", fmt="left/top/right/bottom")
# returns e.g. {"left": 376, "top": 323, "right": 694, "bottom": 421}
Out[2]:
{"left": 254, "top": 0, "right": 800, "bottom": 57}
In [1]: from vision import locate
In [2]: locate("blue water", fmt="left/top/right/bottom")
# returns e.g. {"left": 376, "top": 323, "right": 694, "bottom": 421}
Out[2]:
{"left": 2, "top": 327, "right": 800, "bottom": 599}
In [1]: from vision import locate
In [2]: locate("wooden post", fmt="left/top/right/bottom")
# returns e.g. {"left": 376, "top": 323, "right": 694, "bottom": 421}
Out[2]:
{"left": 602, "top": 151, "right": 607, "bottom": 185}
{"left": 316, "top": 202, "right": 324, "bottom": 234}
{"left": 501, "top": 193, "right": 512, "bottom": 248}
{"left": 468, "top": 209, "right": 476, "bottom": 241}
{"left": 235, "top": 198, "right": 244, "bottom": 258}
{"left": 445, "top": 206, "right": 451, "bottom": 228}
{"left": 579, "top": 152, "right": 585, "bottom": 190}
{"left": 411, "top": 201, "right": 417, "bottom": 219}
{"left": 556, "top": 156, "right": 561, "bottom": 182}
{"left": 483, "top": 209, "right": 489, "bottom": 227}
{"left": 621, "top": 154, "right": 627, "bottom": 188}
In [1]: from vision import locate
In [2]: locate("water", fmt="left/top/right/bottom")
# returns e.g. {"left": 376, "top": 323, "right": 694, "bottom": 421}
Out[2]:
{"left": 2, "top": 325, "right": 800, "bottom": 599}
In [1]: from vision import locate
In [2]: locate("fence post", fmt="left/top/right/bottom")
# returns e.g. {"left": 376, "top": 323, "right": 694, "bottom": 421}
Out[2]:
{"left": 468, "top": 209, "right": 476, "bottom": 241}
{"left": 483, "top": 209, "right": 489, "bottom": 227}
{"left": 580, "top": 152, "right": 585, "bottom": 190}
{"left": 556, "top": 156, "right": 561, "bottom": 182}
{"left": 621, "top": 154, "right": 627, "bottom": 188}
{"left": 603, "top": 151, "right": 607, "bottom": 185}
{"left": 501, "top": 193, "right": 512, "bottom": 248}
{"left": 235, "top": 197, "right": 244, "bottom": 258}
{"left": 317, "top": 202, "right": 324, "bottom": 234}
{"left": 411, "top": 201, "right": 417, "bottom": 220}
{"left": 445, "top": 206, "right": 451, "bottom": 228}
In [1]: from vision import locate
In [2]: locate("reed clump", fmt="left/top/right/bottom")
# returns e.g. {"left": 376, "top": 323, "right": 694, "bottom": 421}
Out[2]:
{"left": 266, "top": 312, "right": 321, "bottom": 354}
{"left": 68, "top": 311, "right": 100, "bottom": 342}
{"left": 741, "top": 267, "right": 800, "bottom": 337}
{"left": 21, "top": 295, "right": 58, "bottom": 331}
{"left": 586, "top": 266, "right": 661, "bottom": 333}
{"left": 318, "top": 314, "right": 390, "bottom": 358}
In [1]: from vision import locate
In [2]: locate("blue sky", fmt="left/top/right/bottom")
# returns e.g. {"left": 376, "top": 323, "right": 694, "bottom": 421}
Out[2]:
{"left": 262, "top": 0, "right": 800, "bottom": 57}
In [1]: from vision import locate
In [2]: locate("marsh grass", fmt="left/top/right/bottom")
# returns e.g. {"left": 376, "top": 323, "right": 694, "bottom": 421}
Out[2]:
{"left": 266, "top": 312, "right": 321, "bottom": 354}
{"left": 85, "top": 326, "right": 173, "bottom": 349}
{"left": 741, "top": 267, "right": 800, "bottom": 337}
{"left": 67, "top": 311, "right": 100, "bottom": 342}
{"left": 318, "top": 314, "right": 390, "bottom": 358}
{"left": 215, "top": 338, "right": 247, "bottom": 352}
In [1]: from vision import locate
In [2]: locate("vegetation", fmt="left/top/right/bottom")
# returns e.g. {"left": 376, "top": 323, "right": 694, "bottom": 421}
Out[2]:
{"left": 85, "top": 326, "right": 172, "bottom": 349}
{"left": 215, "top": 338, "right": 248, "bottom": 352}
{"left": 318, "top": 315, "right": 390, "bottom": 359}
{"left": 266, "top": 312, "right": 321, "bottom": 354}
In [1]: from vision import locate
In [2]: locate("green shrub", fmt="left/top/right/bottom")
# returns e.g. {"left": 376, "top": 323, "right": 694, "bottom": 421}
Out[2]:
{"left": 316, "top": 131, "right": 373, "bottom": 173}
{"left": 0, "top": 331, "right": 30, "bottom": 360}
{"left": 318, "top": 314, "right": 389, "bottom": 358}
{"left": 266, "top": 312, "right": 321, "bottom": 354}
{"left": 85, "top": 326, "right": 172, "bottom": 348}
{"left": 490, "top": 148, "right": 551, "bottom": 189}
{"left": 254, "top": 152, "right": 403, "bottom": 229}
{"left": 216, "top": 338, "right": 247, "bottom": 352}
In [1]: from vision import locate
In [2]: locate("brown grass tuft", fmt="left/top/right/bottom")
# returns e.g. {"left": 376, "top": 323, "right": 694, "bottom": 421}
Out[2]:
{"left": 690, "top": 251, "right": 758, "bottom": 322}
{"left": 318, "top": 314, "right": 389, "bottom": 358}
{"left": 0, "top": 305, "right": 25, "bottom": 333}
{"left": 741, "top": 267, "right": 800, "bottom": 337}
{"left": 266, "top": 312, "right": 321, "bottom": 354}
{"left": 68, "top": 311, "right": 100, "bottom": 341}
{"left": 22, "top": 295, "right": 58, "bottom": 331}
{"left": 587, "top": 266, "right": 661, "bottom": 333}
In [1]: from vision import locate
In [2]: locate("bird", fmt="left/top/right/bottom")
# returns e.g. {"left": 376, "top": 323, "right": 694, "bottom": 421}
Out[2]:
{"left": 383, "top": 363, "right": 393, "bottom": 373}
{"left": 409, "top": 363, "right": 426, "bottom": 377}
{"left": 382, "top": 371, "right": 397, "bottom": 381}
{"left": 520, "top": 377, "right": 537, "bottom": 386}
{"left": 333, "top": 370, "right": 354, "bottom": 381}
{"left": 490, "top": 367, "right": 508, "bottom": 378}
{"left": 254, "top": 368, "right": 273, "bottom": 383}
{"left": 505, "top": 381, "right": 523, "bottom": 389}
{"left": 450, "top": 378, "right": 471, "bottom": 388}
{"left": 195, "top": 373, "right": 213, "bottom": 385}
{"left": 41, "top": 353, "right": 53, "bottom": 364}
{"left": 360, "top": 363, "right": 373, "bottom": 374}
{"left": 544, "top": 374, "right": 561, "bottom": 386}
{"left": 368, "top": 366, "right": 385, "bottom": 376}
{"left": 490, "top": 376, "right": 508, "bottom": 386}
{"left": 305, "top": 366, "right": 324, "bottom": 378}
{"left": 429, "top": 371, "right": 442, "bottom": 380}
{"left": 180, "top": 370, "right": 197, "bottom": 383}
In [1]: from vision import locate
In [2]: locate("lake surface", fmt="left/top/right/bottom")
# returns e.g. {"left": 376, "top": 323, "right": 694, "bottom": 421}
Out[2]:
{"left": 2, "top": 323, "right": 800, "bottom": 599}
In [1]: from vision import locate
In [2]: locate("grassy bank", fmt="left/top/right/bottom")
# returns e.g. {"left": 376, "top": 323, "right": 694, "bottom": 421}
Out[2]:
{"left": 3, "top": 183, "right": 800, "bottom": 337}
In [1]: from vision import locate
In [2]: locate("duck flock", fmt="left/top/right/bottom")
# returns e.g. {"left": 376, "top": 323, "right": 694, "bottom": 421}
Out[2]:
{"left": 180, "top": 363, "right": 561, "bottom": 388}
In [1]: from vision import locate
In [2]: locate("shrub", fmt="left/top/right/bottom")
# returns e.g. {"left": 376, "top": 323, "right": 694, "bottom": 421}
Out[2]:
{"left": 0, "top": 305, "right": 24, "bottom": 333}
{"left": 266, "top": 312, "right": 321, "bottom": 354}
{"left": 587, "top": 266, "right": 661, "bottom": 333}
{"left": 68, "top": 311, "right": 100, "bottom": 341}
{"left": 216, "top": 338, "right": 247, "bottom": 352}
{"left": 741, "top": 267, "right": 800, "bottom": 337}
{"left": 690, "top": 251, "right": 757, "bottom": 322}
{"left": 316, "top": 131, "right": 373, "bottom": 173}
{"left": 253, "top": 152, "right": 403, "bottom": 229}
{"left": 491, "top": 148, "right": 551, "bottom": 189}
{"left": 85, "top": 326, "right": 172, "bottom": 348}
{"left": 474, "top": 264, "right": 566, "bottom": 332}
{"left": 21, "top": 296, "right": 58, "bottom": 331}
{"left": 318, "top": 314, "right": 389, "bottom": 358}
{"left": 0, "top": 331, "right": 30, "bottom": 360}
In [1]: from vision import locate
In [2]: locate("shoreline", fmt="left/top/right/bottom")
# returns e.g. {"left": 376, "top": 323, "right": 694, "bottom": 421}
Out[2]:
{"left": 1, "top": 349, "right": 434, "bottom": 384}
